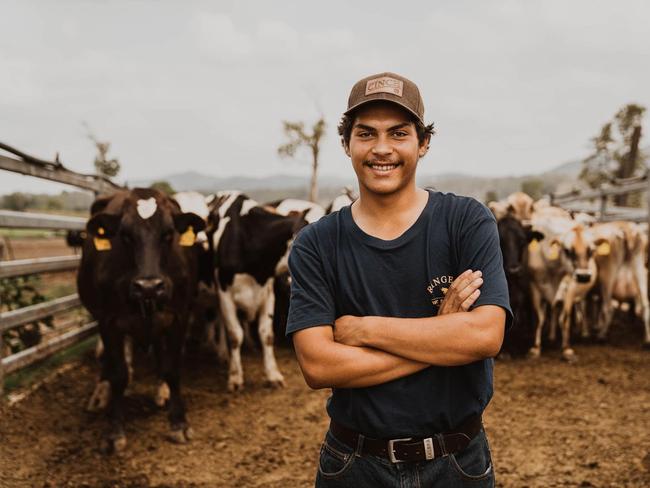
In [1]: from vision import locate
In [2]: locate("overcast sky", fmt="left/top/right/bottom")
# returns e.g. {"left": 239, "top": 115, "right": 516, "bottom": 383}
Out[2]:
{"left": 1, "top": 0, "right": 649, "bottom": 194}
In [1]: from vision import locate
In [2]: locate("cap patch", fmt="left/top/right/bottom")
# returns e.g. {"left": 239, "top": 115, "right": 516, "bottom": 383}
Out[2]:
{"left": 136, "top": 198, "right": 157, "bottom": 220}
{"left": 365, "top": 76, "right": 403, "bottom": 97}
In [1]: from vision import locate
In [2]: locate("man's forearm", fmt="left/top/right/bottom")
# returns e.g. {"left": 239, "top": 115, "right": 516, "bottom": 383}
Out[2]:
{"left": 293, "top": 326, "right": 429, "bottom": 389}
{"left": 351, "top": 306, "right": 505, "bottom": 366}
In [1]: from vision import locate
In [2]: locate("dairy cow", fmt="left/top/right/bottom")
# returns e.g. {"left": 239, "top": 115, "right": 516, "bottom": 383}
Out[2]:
{"left": 78, "top": 188, "right": 205, "bottom": 452}
{"left": 209, "top": 191, "right": 308, "bottom": 390}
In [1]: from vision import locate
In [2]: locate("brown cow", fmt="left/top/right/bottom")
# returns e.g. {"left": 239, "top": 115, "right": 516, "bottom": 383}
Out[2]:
{"left": 78, "top": 188, "right": 205, "bottom": 453}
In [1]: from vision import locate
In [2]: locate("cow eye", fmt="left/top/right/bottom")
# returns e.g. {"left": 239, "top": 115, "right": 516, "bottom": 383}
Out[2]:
{"left": 120, "top": 230, "right": 133, "bottom": 246}
{"left": 161, "top": 229, "right": 174, "bottom": 243}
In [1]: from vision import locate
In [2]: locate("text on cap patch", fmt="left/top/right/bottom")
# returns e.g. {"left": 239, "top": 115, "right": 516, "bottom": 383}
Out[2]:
{"left": 365, "top": 76, "right": 404, "bottom": 97}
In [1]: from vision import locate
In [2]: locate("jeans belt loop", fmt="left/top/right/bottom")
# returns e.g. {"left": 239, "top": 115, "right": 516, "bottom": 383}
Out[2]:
{"left": 436, "top": 433, "right": 448, "bottom": 457}
{"left": 355, "top": 433, "right": 365, "bottom": 457}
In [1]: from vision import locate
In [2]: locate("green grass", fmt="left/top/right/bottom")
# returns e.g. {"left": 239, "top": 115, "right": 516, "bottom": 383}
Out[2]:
{"left": 2, "top": 335, "right": 96, "bottom": 394}
{"left": 0, "top": 229, "right": 57, "bottom": 238}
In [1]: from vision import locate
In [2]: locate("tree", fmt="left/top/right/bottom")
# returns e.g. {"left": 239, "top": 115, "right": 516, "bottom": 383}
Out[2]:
{"left": 150, "top": 180, "right": 176, "bottom": 195}
{"left": 520, "top": 179, "right": 545, "bottom": 200}
{"left": 484, "top": 190, "right": 498, "bottom": 204}
{"left": 84, "top": 122, "right": 121, "bottom": 178}
{"left": 1, "top": 192, "right": 33, "bottom": 211}
{"left": 580, "top": 103, "right": 646, "bottom": 206}
{"left": 278, "top": 117, "right": 326, "bottom": 202}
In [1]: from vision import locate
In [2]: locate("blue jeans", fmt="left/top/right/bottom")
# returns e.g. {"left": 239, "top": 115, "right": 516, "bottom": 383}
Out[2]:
{"left": 315, "top": 427, "right": 495, "bottom": 487}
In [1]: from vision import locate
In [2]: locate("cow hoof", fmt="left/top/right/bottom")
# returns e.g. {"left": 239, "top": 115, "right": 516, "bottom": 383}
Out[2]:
{"left": 562, "top": 349, "right": 577, "bottom": 363}
{"left": 264, "top": 374, "right": 286, "bottom": 389}
{"left": 154, "top": 382, "right": 170, "bottom": 407}
{"left": 527, "top": 347, "right": 541, "bottom": 359}
{"left": 87, "top": 380, "right": 111, "bottom": 412}
{"left": 103, "top": 434, "right": 127, "bottom": 454}
{"left": 642, "top": 342, "right": 650, "bottom": 350}
{"left": 227, "top": 380, "right": 244, "bottom": 392}
{"left": 168, "top": 425, "right": 193, "bottom": 444}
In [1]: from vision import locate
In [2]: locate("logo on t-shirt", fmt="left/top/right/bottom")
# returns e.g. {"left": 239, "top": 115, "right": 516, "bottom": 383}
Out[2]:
{"left": 427, "top": 274, "right": 455, "bottom": 306}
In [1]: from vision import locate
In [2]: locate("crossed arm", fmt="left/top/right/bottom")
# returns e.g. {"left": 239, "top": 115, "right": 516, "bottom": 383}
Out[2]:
{"left": 293, "top": 270, "right": 506, "bottom": 390}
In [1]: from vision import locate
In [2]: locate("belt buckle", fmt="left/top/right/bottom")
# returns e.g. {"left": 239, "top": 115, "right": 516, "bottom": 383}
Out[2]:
{"left": 387, "top": 437, "right": 412, "bottom": 463}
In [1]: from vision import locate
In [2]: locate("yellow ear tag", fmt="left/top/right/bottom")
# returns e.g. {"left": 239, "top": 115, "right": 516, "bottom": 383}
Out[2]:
{"left": 548, "top": 243, "right": 560, "bottom": 260}
{"left": 93, "top": 237, "right": 111, "bottom": 251}
{"left": 596, "top": 241, "right": 611, "bottom": 256}
{"left": 528, "top": 240, "right": 539, "bottom": 252}
{"left": 179, "top": 226, "right": 196, "bottom": 247}
{"left": 98, "top": 227, "right": 105, "bottom": 235}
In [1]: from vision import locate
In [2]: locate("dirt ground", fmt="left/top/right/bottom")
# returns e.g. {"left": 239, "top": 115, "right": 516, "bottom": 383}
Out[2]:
{"left": 2, "top": 238, "right": 650, "bottom": 487}
{"left": 1, "top": 341, "right": 649, "bottom": 488}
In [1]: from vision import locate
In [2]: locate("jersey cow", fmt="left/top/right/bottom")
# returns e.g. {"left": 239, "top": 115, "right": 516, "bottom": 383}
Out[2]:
{"left": 78, "top": 188, "right": 205, "bottom": 453}
{"left": 590, "top": 221, "right": 650, "bottom": 346}
{"left": 210, "top": 191, "right": 308, "bottom": 391}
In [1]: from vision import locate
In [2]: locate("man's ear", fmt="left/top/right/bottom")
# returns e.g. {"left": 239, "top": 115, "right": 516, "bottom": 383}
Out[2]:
{"left": 418, "top": 135, "right": 431, "bottom": 158}
{"left": 342, "top": 138, "right": 351, "bottom": 157}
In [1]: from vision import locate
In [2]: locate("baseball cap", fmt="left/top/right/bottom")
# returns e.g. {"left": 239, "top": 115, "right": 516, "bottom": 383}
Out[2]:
{"left": 344, "top": 72, "right": 425, "bottom": 123}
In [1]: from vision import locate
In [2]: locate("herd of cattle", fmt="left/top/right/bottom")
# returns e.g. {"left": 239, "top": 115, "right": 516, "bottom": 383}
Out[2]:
{"left": 73, "top": 186, "right": 352, "bottom": 452}
{"left": 491, "top": 191, "right": 650, "bottom": 361}
{"left": 69, "top": 187, "right": 649, "bottom": 452}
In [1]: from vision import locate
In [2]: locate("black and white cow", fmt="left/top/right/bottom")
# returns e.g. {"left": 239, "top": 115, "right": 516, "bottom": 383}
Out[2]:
{"left": 265, "top": 198, "right": 326, "bottom": 345}
{"left": 209, "top": 191, "right": 308, "bottom": 391}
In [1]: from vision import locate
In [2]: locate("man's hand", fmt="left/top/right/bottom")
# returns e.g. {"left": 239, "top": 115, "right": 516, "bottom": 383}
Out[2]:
{"left": 333, "top": 315, "right": 365, "bottom": 347}
{"left": 437, "top": 269, "right": 483, "bottom": 315}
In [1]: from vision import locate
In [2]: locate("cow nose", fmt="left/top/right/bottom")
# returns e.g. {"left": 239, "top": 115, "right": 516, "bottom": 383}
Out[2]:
{"left": 574, "top": 270, "right": 592, "bottom": 284}
{"left": 131, "top": 278, "right": 166, "bottom": 300}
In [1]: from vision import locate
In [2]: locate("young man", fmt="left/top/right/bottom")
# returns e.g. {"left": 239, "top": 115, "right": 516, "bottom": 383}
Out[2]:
{"left": 286, "top": 72, "right": 511, "bottom": 487}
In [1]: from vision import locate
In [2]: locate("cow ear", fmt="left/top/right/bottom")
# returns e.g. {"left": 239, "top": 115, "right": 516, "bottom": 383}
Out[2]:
{"left": 174, "top": 212, "right": 206, "bottom": 234}
{"left": 87, "top": 213, "right": 121, "bottom": 238}
{"left": 90, "top": 194, "right": 115, "bottom": 215}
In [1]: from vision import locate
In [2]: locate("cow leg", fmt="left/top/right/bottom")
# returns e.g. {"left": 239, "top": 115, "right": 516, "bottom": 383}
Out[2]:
{"left": 152, "top": 337, "right": 170, "bottom": 408}
{"left": 102, "top": 330, "right": 129, "bottom": 453}
{"left": 528, "top": 286, "right": 545, "bottom": 358}
{"left": 631, "top": 257, "right": 650, "bottom": 347}
{"left": 596, "top": 283, "right": 614, "bottom": 342}
{"left": 576, "top": 300, "right": 589, "bottom": 339}
{"left": 559, "top": 293, "right": 576, "bottom": 362}
{"left": 258, "top": 279, "right": 285, "bottom": 388}
{"left": 164, "top": 323, "right": 193, "bottom": 444}
{"left": 218, "top": 289, "right": 245, "bottom": 391}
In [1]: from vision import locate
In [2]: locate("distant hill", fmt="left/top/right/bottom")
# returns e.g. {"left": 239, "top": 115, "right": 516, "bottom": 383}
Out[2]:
{"left": 123, "top": 155, "right": 605, "bottom": 204}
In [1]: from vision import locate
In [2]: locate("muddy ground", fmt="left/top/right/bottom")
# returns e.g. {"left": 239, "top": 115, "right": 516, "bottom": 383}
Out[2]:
{"left": 1, "top": 341, "right": 649, "bottom": 488}
{"left": 2, "top": 238, "right": 650, "bottom": 487}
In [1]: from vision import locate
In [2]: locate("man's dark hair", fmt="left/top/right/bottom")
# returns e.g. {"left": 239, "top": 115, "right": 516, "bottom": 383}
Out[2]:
{"left": 337, "top": 108, "right": 435, "bottom": 148}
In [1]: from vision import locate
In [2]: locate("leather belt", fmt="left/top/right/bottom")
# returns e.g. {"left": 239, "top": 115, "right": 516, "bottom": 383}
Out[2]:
{"left": 329, "top": 414, "right": 482, "bottom": 464}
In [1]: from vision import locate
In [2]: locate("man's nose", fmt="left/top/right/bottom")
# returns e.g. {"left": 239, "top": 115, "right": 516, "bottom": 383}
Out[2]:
{"left": 371, "top": 134, "right": 392, "bottom": 156}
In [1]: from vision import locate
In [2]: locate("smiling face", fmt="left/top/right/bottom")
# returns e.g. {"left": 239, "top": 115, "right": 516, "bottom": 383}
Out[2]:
{"left": 344, "top": 101, "right": 428, "bottom": 197}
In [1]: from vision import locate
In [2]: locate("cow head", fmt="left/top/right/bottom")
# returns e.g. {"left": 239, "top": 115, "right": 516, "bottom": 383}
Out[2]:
{"left": 553, "top": 225, "right": 596, "bottom": 284}
{"left": 497, "top": 215, "right": 544, "bottom": 276}
{"left": 86, "top": 188, "right": 206, "bottom": 316}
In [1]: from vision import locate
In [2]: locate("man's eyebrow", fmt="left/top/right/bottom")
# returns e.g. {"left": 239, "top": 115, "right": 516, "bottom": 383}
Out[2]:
{"left": 352, "top": 122, "right": 413, "bottom": 131}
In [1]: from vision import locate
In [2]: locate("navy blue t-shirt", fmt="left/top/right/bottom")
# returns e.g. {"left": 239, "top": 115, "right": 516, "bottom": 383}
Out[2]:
{"left": 286, "top": 189, "right": 512, "bottom": 439}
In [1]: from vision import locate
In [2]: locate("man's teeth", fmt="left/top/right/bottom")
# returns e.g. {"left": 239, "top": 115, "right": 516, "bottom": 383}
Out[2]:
{"left": 369, "top": 164, "right": 398, "bottom": 171}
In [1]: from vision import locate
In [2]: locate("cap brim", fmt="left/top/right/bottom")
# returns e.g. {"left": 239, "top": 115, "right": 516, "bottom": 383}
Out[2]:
{"left": 344, "top": 95, "right": 423, "bottom": 124}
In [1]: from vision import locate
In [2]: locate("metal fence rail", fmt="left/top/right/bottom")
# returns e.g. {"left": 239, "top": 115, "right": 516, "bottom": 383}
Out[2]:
{"left": 0, "top": 210, "right": 86, "bottom": 230}
{"left": 0, "top": 255, "right": 80, "bottom": 279}
{"left": 0, "top": 143, "right": 116, "bottom": 395}
{"left": 0, "top": 152, "right": 121, "bottom": 194}
{"left": 0, "top": 294, "right": 81, "bottom": 333}
{"left": 2, "top": 321, "right": 97, "bottom": 375}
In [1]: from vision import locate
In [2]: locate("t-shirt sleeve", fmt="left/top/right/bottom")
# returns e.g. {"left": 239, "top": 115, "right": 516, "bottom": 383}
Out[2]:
{"left": 285, "top": 228, "right": 336, "bottom": 336}
{"left": 456, "top": 200, "right": 513, "bottom": 330}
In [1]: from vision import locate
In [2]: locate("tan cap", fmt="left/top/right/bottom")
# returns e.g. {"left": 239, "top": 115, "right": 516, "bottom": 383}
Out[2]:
{"left": 344, "top": 72, "right": 424, "bottom": 123}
